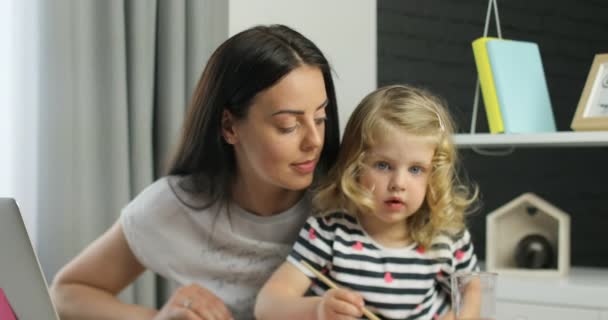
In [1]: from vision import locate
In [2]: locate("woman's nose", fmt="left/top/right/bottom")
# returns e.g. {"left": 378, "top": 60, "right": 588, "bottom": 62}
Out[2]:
{"left": 302, "top": 122, "right": 323, "bottom": 150}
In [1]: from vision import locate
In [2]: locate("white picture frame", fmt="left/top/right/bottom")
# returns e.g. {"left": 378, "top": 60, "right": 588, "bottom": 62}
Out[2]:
{"left": 571, "top": 53, "right": 608, "bottom": 131}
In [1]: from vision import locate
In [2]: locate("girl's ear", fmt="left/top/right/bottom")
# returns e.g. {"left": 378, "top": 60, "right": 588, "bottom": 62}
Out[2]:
{"left": 221, "top": 110, "right": 238, "bottom": 145}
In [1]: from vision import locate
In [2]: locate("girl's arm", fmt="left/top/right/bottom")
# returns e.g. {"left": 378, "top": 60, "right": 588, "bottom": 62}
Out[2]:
{"left": 448, "top": 277, "right": 482, "bottom": 320}
{"left": 254, "top": 262, "right": 365, "bottom": 320}
{"left": 440, "top": 310, "right": 456, "bottom": 320}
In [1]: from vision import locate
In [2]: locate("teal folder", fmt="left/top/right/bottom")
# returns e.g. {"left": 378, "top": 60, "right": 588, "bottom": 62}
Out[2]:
{"left": 486, "top": 39, "right": 556, "bottom": 133}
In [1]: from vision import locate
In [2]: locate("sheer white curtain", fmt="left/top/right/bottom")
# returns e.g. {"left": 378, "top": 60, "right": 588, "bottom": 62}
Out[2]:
{"left": 5, "top": 0, "right": 227, "bottom": 308}
{"left": 0, "top": 0, "right": 40, "bottom": 244}
{"left": 0, "top": 0, "right": 16, "bottom": 198}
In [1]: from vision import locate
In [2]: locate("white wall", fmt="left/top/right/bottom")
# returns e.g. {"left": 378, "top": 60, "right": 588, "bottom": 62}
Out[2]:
{"left": 228, "top": 0, "right": 377, "bottom": 135}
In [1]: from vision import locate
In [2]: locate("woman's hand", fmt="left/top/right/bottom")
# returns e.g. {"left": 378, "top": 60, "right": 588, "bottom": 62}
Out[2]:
{"left": 153, "top": 284, "right": 234, "bottom": 320}
{"left": 316, "top": 288, "right": 365, "bottom": 320}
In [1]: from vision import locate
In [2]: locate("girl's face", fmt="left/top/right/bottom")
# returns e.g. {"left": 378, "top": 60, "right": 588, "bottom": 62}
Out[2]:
{"left": 226, "top": 65, "right": 328, "bottom": 194}
{"left": 358, "top": 129, "right": 436, "bottom": 235}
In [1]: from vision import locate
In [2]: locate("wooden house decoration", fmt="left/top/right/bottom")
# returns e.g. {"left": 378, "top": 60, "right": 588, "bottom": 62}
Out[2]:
{"left": 486, "top": 192, "right": 570, "bottom": 277}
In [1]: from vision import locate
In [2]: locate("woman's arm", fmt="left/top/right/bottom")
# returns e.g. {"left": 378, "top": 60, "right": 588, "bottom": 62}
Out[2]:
{"left": 51, "top": 221, "right": 234, "bottom": 320}
{"left": 50, "top": 221, "right": 156, "bottom": 320}
{"left": 254, "top": 262, "right": 364, "bottom": 320}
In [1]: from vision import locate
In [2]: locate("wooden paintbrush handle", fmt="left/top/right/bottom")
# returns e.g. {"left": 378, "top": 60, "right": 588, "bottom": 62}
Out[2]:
{"left": 300, "top": 260, "right": 381, "bottom": 320}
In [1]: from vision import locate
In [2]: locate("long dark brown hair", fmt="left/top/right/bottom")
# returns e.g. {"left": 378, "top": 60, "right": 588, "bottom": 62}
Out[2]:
{"left": 168, "top": 24, "right": 340, "bottom": 208}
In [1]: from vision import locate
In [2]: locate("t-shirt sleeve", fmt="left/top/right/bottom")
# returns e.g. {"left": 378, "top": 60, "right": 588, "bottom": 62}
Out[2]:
{"left": 287, "top": 216, "right": 335, "bottom": 278}
{"left": 452, "top": 229, "right": 479, "bottom": 273}
{"left": 120, "top": 177, "right": 178, "bottom": 275}
{"left": 436, "top": 229, "right": 479, "bottom": 293}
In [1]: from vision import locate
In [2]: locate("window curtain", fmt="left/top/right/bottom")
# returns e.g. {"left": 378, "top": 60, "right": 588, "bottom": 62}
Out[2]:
{"left": 14, "top": 0, "right": 227, "bottom": 307}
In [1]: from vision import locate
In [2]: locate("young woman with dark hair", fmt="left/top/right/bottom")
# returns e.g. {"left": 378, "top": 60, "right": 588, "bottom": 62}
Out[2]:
{"left": 50, "top": 24, "right": 340, "bottom": 320}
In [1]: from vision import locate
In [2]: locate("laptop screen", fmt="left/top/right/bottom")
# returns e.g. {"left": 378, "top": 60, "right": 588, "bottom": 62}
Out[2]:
{"left": 0, "top": 198, "right": 60, "bottom": 320}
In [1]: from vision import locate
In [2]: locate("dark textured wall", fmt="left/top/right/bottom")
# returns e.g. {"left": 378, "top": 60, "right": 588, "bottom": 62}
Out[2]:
{"left": 378, "top": 0, "right": 608, "bottom": 267}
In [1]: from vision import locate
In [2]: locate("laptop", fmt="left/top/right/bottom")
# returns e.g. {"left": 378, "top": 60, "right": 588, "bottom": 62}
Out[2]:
{"left": 0, "top": 198, "right": 60, "bottom": 320}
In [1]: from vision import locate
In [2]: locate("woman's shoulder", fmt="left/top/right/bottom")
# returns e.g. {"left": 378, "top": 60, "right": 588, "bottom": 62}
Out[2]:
{"left": 123, "top": 176, "right": 175, "bottom": 209}
{"left": 119, "top": 176, "right": 215, "bottom": 275}
{"left": 121, "top": 175, "right": 210, "bottom": 218}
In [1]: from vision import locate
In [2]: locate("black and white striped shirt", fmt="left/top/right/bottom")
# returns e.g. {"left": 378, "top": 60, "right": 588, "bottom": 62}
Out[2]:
{"left": 287, "top": 212, "right": 478, "bottom": 320}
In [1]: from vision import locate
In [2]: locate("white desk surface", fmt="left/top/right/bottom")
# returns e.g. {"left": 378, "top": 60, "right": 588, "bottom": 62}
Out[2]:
{"left": 496, "top": 267, "right": 608, "bottom": 308}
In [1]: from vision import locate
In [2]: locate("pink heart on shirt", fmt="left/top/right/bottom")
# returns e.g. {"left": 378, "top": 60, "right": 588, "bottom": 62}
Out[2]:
{"left": 384, "top": 272, "right": 394, "bottom": 283}
{"left": 308, "top": 228, "right": 316, "bottom": 240}
{"left": 416, "top": 245, "right": 426, "bottom": 254}
{"left": 455, "top": 249, "right": 465, "bottom": 260}
{"left": 433, "top": 314, "right": 440, "bottom": 320}
{"left": 352, "top": 241, "right": 364, "bottom": 251}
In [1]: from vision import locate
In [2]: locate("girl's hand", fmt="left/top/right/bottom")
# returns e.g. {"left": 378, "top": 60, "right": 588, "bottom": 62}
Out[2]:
{"left": 316, "top": 288, "right": 365, "bottom": 320}
{"left": 440, "top": 310, "right": 456, "bottom": 320}
{"left": 153, "top": 284, "right": 234, "bottom": 320}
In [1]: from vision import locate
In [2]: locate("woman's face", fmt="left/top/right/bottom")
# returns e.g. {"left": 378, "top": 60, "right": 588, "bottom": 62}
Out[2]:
{"left": 226, "top": 65, "right": 328, "bottom": 193}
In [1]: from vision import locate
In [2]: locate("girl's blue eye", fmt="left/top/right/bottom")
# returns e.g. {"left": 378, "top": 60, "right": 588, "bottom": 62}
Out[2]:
{"left": 314, "top": 117, "right": 327, "bottom": 126}
{"left": 409, "top": 166, "right": 423, "bottom": 175}
{"left": 373, "top": 161, "right": 391, "bottom": 170}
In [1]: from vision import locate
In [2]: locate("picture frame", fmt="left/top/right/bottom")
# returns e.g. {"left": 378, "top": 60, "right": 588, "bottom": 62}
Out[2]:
{"left": 571, "top": 53, "right": 608, "bottom": 131}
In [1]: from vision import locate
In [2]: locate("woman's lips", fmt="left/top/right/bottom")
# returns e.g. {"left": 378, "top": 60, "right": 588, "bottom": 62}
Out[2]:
{"left": 292, "top": 160, "right": 317, "bottom": 174}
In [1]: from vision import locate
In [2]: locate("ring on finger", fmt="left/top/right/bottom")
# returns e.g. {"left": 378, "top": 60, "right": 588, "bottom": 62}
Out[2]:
{"left": 182, "top": 298, "right": 193, "bottom": 309}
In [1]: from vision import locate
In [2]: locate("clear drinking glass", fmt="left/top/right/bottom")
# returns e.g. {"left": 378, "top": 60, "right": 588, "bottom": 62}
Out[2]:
{"left": 450, "top": 271, "right": 498, "bottom": 320}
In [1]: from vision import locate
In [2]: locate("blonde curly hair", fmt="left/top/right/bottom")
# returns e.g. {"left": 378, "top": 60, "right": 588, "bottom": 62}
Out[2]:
{"left": 313, "top": 84, "right": 478, "bottom": 247}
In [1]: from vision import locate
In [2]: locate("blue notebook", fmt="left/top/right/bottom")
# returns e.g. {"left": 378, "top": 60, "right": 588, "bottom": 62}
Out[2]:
{"left": 486, "top": 39, "right": 556, "bottom": 133}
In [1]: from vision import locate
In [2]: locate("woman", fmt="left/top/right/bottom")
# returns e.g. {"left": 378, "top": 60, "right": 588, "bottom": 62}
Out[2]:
{"left": 50, "top": 24, "right": 340, "bottom": 320}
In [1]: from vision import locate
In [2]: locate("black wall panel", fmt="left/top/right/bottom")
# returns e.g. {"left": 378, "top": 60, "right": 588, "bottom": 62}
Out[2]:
{"left": 378, "top": 0, "right": 608, "bottom": 266}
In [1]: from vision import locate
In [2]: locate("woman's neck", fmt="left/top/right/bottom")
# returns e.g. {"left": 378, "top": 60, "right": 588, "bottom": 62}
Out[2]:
{"left": 231, "top": 179, "right": 304, "bottom": 217}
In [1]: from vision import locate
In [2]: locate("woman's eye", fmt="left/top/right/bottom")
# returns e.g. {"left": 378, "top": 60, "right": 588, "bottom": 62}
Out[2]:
{"left": 278, "top": 126, "right": 297, "bottom": 133}
{"left": 373, "top": 161, "right": 390, "bottom": 171}
{"left": 314, "top": 117, "right": 327, "bottom": 126}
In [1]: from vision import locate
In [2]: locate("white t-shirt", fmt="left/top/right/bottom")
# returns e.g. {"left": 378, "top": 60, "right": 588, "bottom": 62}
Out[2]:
{"left": 121, "top": 175, "right": 311, "bottom": 319}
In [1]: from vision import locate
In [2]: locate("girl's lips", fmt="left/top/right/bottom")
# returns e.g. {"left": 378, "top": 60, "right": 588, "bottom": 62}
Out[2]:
{"left": 292, "top": 160, "right": 317, "bottom": 174}
{"left": 384, "top": 202, "right": 404, "bottom": 211}
{"left": 384, "top": 198, "right": 404, "bottom": 211}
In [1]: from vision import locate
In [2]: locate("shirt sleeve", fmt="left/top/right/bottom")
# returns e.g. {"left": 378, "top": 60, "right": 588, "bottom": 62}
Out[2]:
{"left": 120, "top": 177, "right": 179, "bottom": 275}
{"left": 287, "top": 216, "right": 335, "bottom": 279}
{"left": 436, "top": 229, "right": 479, "bottom": 294}
{"left": 452, "top": 229, "right": 479, "bottom": 273}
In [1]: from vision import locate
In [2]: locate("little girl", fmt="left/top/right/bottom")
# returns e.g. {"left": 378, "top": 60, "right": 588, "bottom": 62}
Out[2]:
{"left": 255, "top": 85, "right": 480, "bottom": 320}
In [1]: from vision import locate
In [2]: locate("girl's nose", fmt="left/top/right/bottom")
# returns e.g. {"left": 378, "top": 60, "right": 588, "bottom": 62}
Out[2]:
{"left": 389, "top": 172, "right": 407, "bottom": 191}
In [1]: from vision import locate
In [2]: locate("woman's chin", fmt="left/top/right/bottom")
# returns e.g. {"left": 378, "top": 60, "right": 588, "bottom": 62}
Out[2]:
{"left": 283, "top": 175, "right": 314, "bottom": 191}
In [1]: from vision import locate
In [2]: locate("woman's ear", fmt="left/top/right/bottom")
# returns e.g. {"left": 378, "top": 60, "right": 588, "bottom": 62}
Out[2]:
{"left": 221, "top": 110, "right": 238, "bottom": 145}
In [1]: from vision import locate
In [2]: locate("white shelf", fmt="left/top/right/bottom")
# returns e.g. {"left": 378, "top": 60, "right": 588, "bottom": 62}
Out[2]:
{"left": 454, "top": 131, "right": 608, "bottom": 148}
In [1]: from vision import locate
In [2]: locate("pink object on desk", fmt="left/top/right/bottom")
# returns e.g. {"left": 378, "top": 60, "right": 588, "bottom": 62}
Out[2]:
{"left": 0, "top": 288, "right": 17, "bottom": 320}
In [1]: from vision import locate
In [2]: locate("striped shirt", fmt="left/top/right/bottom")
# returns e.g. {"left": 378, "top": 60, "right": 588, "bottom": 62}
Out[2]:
{"left": 287, "top": 212, "right": 478, "bottom": 320}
